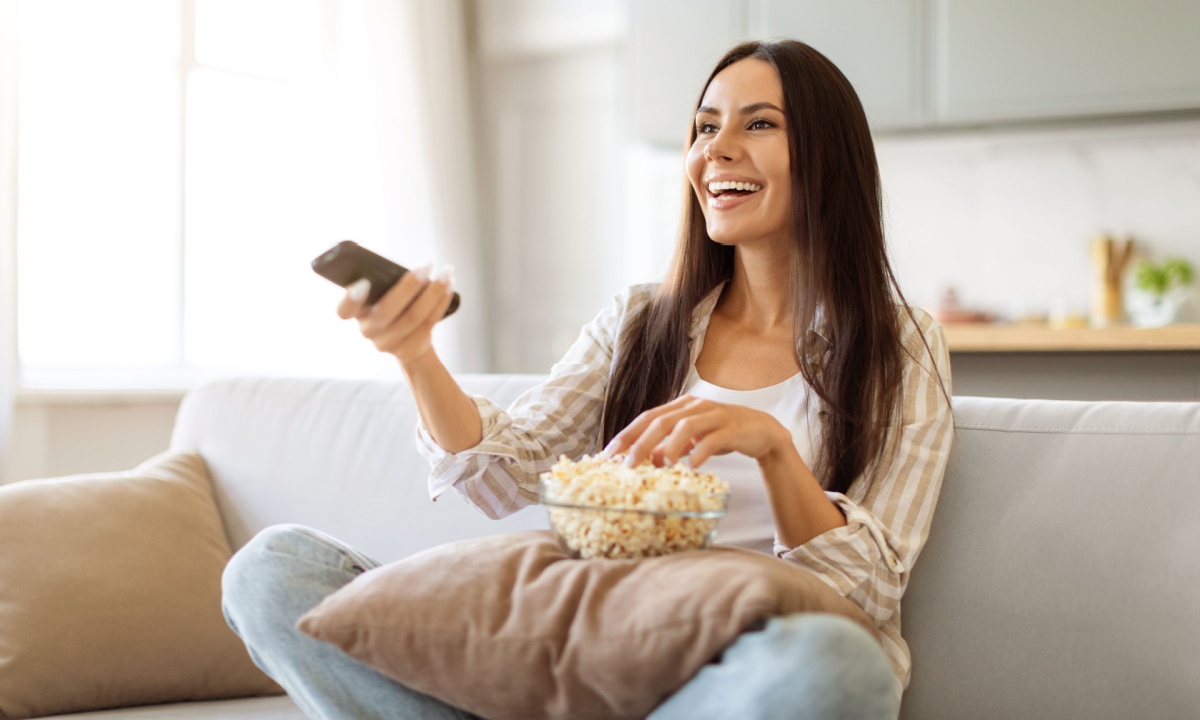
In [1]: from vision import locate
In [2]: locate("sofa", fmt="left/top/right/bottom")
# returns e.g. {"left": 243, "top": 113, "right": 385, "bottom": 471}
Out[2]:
{"left": 28, "top": 374, "right": 1200, "bottom": 719}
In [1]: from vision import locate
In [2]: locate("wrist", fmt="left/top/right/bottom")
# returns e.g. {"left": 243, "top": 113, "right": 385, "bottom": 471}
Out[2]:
{"left": 756, "top": 423, "right": 797, "bottom": 474}
{"left": 399, "top": 348, "right": 441, "bottom": 380}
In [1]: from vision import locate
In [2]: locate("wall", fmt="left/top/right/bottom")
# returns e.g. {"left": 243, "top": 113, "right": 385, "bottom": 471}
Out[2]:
{"left": 5, "top": 395, "right": 180, "bottom": 483}
{"left": 467, "top": 0, "right": 635, "bottom": 373}
{"left": 876, "top": 117, "right": 1200, "bottom": 322}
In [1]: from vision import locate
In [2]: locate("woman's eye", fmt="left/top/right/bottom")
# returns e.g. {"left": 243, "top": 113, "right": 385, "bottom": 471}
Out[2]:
{"left": 749, "top": 118, "right": 774, "bottom": 130}
{"left": 696, "top": 122, "right": 718, "bottom": 134}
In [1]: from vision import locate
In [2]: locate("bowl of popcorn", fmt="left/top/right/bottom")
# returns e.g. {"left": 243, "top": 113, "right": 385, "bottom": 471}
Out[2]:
{"left": 538, "top": 453, "right": 730, "bottom": 560}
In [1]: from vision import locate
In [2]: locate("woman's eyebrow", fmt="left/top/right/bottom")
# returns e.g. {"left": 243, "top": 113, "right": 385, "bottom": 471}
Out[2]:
{"left": 695, "top": 101, "right": 785, "bottom": 117}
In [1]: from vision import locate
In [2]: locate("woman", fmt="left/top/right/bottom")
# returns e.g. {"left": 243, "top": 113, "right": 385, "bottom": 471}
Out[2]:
{"left": 223, "top": 39, "right": 954, "bottom": 719}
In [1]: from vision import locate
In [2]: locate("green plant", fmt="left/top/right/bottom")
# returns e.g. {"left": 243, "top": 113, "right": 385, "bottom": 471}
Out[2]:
{"left": 1133, "top": 257, "right": 1193, "bottom": 301}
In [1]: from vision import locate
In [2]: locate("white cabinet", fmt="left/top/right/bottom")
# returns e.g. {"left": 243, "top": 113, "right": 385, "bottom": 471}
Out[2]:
{"left": 629, "top": 0, "right": 928, "bottom": 144}
{"left": 757, "top": 0, "right": 929, "bottom": 130}
{"left": 630, "top": 0, "right": 750, "bottom": 148}
{"left": 630, "top": 0, "right": 1200, "bottom": 145}
{"left": 935, "top": 0, "right": 1200, "bottom": 124}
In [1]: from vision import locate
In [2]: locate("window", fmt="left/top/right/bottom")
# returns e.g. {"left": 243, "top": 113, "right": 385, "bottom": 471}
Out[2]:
{"left": 16, "top": 0, "right": 403, "bottom": 390}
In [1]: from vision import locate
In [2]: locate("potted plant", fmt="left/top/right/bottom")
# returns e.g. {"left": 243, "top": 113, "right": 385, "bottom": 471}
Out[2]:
{"left": 1129, "top": 257, "right": 1194, "bottom": 327}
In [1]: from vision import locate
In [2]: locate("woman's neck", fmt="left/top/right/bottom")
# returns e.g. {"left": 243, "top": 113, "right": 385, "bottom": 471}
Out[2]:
{"left": 717, "top": 246, "right": 794, "bottom": 333}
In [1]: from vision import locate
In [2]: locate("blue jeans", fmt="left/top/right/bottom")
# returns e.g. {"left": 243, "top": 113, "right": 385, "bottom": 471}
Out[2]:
{"left": 222, "top": 524, "right": 901, "bottom": 720}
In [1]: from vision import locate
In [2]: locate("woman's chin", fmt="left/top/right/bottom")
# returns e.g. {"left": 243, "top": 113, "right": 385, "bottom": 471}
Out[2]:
{"left": 705, "top": 227, "right": 745, "bottom": 246}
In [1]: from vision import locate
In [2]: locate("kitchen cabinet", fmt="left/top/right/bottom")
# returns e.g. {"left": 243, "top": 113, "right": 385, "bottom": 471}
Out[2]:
{"left": 630, "top": 0, "right": 1200, "bottom": 145}
{"left": 630, "top": 0, "right": 749, "bottom": 149}
{"left": 937, "top": 0, "right": 1200, "bottom": 125}
{"left": 756, "top": 0, "right": 929, "bottom": 129}
{"left": 630, "top": 0, "right": 927, "bottom": 144}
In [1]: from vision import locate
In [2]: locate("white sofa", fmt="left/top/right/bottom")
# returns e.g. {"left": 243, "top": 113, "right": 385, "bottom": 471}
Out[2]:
{"left": 53, "top": 374, "right": 1200, "bottom": 719}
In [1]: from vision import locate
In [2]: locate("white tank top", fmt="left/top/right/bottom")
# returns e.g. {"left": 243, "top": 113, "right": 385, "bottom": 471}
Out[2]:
{"left": 681, "top": 366, "right": 816, "bottom": 556}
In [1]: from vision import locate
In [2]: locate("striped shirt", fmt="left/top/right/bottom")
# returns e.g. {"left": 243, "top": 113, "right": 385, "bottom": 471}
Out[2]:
{"left": 416, "top": 282, "right": 955, "bottom": 689}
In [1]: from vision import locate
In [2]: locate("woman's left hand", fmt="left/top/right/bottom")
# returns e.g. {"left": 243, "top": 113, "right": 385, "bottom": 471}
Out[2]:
{"left": 605, "top": 395, "right": 792, "bottom": 469}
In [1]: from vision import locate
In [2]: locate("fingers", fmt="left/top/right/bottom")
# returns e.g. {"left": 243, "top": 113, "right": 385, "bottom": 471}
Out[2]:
{"left": 604, "top": 397, "right": 687, "bottom": 458}
{"left": 336, "top": 278, "right": 373, "bottom": 320}
{"left": 612, "top": 397, "right": 720, "bottom": 468}
{"left": 657, "top": 413, "right": 721, "bottom": 466}
{"left": 683, "top": 427, "right": 733, "bottom": 469}
{"left": 335, "top": 263, "right": 456, "bottom": 360}
{"left": 366, "top": 264, "right": 437, "bottom": 325}
{"left": 369, "top": 272, "right": 455, "bottom": 354}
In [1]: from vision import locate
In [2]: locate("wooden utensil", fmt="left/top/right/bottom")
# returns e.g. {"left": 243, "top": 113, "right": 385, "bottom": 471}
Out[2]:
{"left": 1090, "top": 234, "right": 1135, "bottom": 327}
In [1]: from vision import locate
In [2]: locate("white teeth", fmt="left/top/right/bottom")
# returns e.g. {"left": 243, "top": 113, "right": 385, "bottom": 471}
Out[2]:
{"left": 707, "top": 180, "right": 763, "bottom": 194}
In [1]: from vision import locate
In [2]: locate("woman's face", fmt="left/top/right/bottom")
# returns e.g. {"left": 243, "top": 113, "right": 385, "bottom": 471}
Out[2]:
{"left": 686, "top": 58, "right": 793, "bottom": 249}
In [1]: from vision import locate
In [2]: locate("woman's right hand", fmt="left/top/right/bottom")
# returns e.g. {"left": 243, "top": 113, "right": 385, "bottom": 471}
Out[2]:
{"left": 337, "top": 263, "right": 456, "bottom": 365}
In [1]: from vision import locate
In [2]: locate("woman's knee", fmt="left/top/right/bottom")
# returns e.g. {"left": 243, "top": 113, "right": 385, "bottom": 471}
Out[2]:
{"left": 221, "top": 523, "right": 337, "bottom": 635}
{"left": 766, "top": 614, "right": 885, "bottom": 662}
{"left": 759, "top": 614, "right": 899, "bottom": 711}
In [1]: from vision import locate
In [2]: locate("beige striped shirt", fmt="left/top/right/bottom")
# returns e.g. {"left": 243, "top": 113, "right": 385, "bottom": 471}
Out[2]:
{"left": 416, "top": 282, "right": 955, "bottom": 689}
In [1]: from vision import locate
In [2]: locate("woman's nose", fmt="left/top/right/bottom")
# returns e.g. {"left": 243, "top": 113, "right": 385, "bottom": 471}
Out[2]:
{"left": 704, "top": 128, "right": 739, "bottom": 162}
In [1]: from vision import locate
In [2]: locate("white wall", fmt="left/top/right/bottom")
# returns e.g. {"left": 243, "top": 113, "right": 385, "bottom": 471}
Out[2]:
{"left": 6, "top": 397, "right": 180, "bottom": 482}
{"left": 877, "top": 118, "right": 1200, "bottom": 323}
{"left": 468, "top": 0, "right": 634, "bottom": 373}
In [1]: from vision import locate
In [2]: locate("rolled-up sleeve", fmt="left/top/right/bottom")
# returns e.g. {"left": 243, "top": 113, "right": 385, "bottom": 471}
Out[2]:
{"left": 415, "top": 285, "right": 655, "bottom": 519}
{"left": 774, "top": 308, "right": 955, "bottom": 627}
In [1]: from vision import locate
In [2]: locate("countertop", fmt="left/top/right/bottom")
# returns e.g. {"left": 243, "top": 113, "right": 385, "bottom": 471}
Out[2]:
{"left": 941, "top": 322, "right": 1200, "bottom": 352}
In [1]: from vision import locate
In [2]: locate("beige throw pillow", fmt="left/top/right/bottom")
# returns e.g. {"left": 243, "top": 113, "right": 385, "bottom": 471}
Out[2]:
{"left": 299, "top": 529, "right": 876, "bottom": 720}
{"left": 0, "top": 451, "right": 281, "bottom": 720}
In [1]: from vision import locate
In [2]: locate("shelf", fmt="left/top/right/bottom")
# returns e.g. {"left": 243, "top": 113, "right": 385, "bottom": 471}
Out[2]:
{"left": 942, "top": 323, "right": 1200, "bottom": 352}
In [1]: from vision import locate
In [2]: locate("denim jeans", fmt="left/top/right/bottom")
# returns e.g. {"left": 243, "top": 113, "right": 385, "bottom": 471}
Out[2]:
{"left": 222, "top": 524, "right": 901, "bottom": 720}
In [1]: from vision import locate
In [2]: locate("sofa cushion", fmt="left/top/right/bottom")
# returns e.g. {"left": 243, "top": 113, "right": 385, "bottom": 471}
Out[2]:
{"left": 900, "top": 396, "right": 1200, "bottom": 720}
{"left": 298, "top": 529, "right": 876, "bottom": 720}
{"left": 0, "top": 451, "right": 281, "bottom": 720}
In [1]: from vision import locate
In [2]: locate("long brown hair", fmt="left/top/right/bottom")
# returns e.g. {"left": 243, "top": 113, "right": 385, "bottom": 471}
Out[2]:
{"left": 601, "top": 39, "right": 947, "bottom": 495}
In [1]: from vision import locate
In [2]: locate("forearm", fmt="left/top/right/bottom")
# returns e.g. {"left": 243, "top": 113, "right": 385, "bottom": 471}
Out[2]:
{"left": 400, "top": 351, "right": 482, "bottom": 454}
{"left": 759, "top": 444, "right": 847, "bottom": 548}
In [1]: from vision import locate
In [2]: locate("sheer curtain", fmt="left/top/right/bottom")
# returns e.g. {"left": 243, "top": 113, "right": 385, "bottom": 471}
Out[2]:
{"left": 13, "top": 0, "right": 489, "bottom": 390}
{"left": 334, "top": 0, "right": 489, "bottom": 372}
{"left": 1, "top": 0, "right": 16, "bottom": 483}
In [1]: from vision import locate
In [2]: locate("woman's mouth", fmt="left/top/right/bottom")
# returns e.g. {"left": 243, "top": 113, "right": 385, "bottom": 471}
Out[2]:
{"left": 706, "top": 180, "right": 763, "bottom": 196}
{"left": 705, "top": 180, "right": 763, "bottom": 209}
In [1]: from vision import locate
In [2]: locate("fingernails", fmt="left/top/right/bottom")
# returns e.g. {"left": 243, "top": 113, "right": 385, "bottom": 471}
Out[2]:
{"left": 432, "top": 263, "right": 456, "bottom": 288}
{"left": 413, "top": 264, "right": 433, "bottom": 282}
{"left": 347, "top": 278, "right": 371, "bottom": 302}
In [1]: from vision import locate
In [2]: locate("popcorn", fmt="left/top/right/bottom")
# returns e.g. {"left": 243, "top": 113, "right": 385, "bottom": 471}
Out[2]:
{"left": 539, "top": 454, "right": 729, "bottom": 559}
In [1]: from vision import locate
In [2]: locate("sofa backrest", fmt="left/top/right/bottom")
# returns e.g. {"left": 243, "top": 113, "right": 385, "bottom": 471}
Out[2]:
{"left": 900, "top": 395, "right": 1200, "bottom": 720}
{"left": 170, "top": 374, "right": 548, "bottom": 562}
{"left": 172, "top": 376, "right": 1200, "bottom": 716}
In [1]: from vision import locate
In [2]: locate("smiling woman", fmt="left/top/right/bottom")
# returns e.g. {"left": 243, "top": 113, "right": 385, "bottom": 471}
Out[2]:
{"left": 223, "top": 37, "right": 954, "bottom": 720}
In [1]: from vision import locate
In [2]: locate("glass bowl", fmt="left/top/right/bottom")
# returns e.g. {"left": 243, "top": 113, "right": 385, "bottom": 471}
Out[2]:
{"left": 538, "top": 477, "right": 729, "bottom": 560}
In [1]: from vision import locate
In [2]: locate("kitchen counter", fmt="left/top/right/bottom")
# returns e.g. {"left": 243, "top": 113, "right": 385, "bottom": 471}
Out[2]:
{"left": 942, "top": 323, "right": 1200, "bottom": 352}
{"left": 939, "top": 323, "right": 1200, "bottom": 402}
